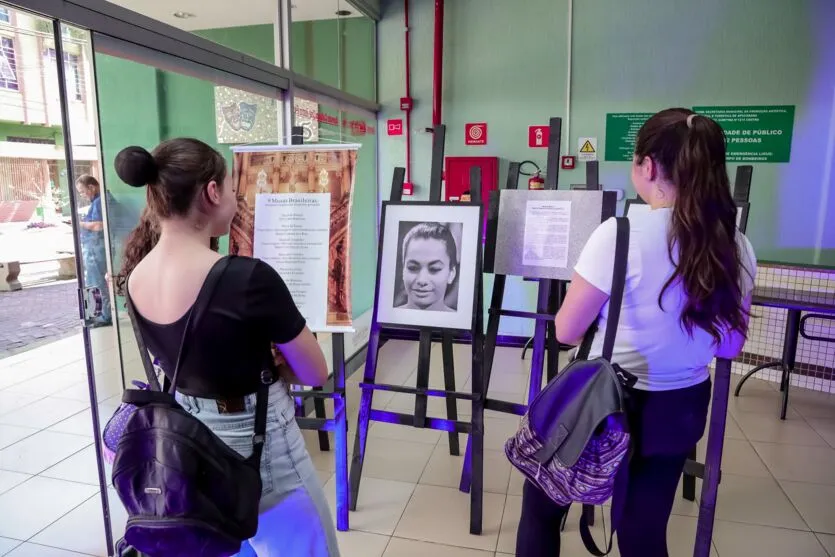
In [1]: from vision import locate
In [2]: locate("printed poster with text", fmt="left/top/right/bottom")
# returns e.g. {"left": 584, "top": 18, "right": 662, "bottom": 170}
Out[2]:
{"left": 230, "top": 145, "right": 360, "bottom": 332}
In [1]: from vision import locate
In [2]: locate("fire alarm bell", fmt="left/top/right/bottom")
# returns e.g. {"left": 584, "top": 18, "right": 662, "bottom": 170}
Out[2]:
{"left": 561, "top": 156, "right": 576, "bottom": 170}
{"left": 400, "top": 97, "right": 413, "bottom": 111}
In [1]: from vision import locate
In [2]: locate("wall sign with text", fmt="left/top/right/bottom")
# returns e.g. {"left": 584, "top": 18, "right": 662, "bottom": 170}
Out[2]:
{"left": 693, "top": 105, "right": 795, "bottom": 163}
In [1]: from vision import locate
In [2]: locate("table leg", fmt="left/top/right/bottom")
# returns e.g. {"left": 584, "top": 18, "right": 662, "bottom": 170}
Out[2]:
{"left": 780, "top": 310, "right": 801, "bottom": 421}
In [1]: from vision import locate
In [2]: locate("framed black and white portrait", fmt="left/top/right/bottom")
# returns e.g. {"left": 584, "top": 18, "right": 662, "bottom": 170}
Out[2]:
{"left": 376, "top": 202, "right": 483, "bottom": 331}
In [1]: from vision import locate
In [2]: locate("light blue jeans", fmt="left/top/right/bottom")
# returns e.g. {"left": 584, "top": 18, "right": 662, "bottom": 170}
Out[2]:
{"left": 176, "top": 380, "right": 340, "bottom": 556}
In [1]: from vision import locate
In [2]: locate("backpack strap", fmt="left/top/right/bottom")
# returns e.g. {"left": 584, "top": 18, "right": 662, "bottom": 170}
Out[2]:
{"left": 601, "top": 216, "right": 630, "bottom": 362}
{"left": 578, "top": 216, "right": 631, "bottom": 556}
{"left": 126, "top": 279, "right": 164, "bottom": 391}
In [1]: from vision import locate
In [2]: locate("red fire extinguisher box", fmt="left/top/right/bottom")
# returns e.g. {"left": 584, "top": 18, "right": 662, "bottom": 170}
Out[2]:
{"left": 444, "top": 156, "right": 499, "bottom": 239}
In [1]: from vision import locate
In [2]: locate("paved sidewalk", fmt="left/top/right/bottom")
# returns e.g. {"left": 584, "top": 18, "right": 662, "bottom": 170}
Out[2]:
{"left": 0, "top": 281, "right": 81, "bottom": 358}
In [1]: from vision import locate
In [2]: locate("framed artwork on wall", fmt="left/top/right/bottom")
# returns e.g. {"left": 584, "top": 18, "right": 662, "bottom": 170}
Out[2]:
{"left": 375, "top": 202, "right": 483, "bottom": 331}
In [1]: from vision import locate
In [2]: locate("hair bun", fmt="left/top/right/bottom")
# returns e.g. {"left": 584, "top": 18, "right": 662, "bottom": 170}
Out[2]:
{"left": 115, "top": 146, "right": 158, "bottom": 188}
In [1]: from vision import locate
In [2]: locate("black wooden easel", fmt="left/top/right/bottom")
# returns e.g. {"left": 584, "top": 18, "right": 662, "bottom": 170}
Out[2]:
{"left": 349, "top": 125, "right": 488, "bottom": 534}
{"left": 288, "top": 126, "right": 351, "bottom": 532}
{"left": 459, "top": 117, "right": 565, "bottom": 477}
{"left": 681, "top": 164, "right": 753, "bottom": 503}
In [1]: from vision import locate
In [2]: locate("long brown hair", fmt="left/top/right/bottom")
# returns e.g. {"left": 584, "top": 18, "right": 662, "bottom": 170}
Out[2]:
{"left": 635, "top": 108, "right": 749, "bottom": 342}
{"left": 113, "top": 138, "right": 225, "bottom": 294}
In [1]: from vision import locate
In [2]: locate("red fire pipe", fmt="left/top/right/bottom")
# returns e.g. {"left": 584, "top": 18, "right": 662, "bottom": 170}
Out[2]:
{"left": 432, "top": 0, "right": 444, "bottom": 127}
{"left": 404, "top": 0, "right": 412, "bottom": 183}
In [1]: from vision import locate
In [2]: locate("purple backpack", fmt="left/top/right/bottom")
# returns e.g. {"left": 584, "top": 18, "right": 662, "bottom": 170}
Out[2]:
{"left": 505, "top": 217, "right": 634, "bottom": 556}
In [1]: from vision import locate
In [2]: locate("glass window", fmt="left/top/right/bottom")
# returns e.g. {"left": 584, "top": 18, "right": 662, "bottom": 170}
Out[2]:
{"left": 0, "top": 36, "right": 18, "bottom": 90}
{"left": 0, "top": 7, "right": 10, "bottom": 24}
{"left": 293, "top": 90, "right": 377, "bottom": 319}
{"left": 104, "top": 0, "right": 281, "bottom": 65}
{"left": 94, "top": 44, "right": 283, "bottom": 382}
{"left": 44, "top": 48, "right": 84, "bottom": 101}
{"left": 291, "top": 1, "right": 376, "bottom": 102}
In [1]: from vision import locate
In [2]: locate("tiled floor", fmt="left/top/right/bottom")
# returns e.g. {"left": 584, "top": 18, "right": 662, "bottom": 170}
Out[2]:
{"left": 1, "top": 329, "right": 835, "bottom": 556}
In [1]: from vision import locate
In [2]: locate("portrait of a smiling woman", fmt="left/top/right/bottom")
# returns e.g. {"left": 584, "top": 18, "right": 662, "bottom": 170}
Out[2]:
{"left": 393, "top": 221, "right": 462, "bottom": 312}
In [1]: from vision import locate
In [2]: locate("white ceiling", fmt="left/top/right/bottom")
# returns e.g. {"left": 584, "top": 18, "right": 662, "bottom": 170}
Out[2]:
{"left": 107, "top": 0, "right": 361, "bottom": 31}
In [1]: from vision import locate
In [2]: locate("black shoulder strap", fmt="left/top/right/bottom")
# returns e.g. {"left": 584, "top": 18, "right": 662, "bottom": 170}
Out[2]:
{"left": 126, "top": 278, "right": 163, "bottom": 391}
{"left": 575, "top": 217, "right": 631, "bottom": 362}
{"left": 601, "top": 217, "right": 630, "bottom": 361}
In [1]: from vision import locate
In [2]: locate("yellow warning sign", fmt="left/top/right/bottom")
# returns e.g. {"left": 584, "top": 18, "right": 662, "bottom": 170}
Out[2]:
{"left": 578, "top": 137, "right": 598, "bottom": 162}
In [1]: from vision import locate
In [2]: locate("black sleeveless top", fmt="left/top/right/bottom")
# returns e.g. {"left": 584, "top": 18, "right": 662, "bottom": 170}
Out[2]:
{"left": 130, "top": 256, "right": 306, "bottom": 398}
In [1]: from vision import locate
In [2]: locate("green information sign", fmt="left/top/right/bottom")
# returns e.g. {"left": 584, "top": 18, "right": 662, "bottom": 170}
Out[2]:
{"left": 692, "top": 105, "right": 795, "bottom": 163}
{"left": 604, "top": 112, "right": 655, "bottom": 162}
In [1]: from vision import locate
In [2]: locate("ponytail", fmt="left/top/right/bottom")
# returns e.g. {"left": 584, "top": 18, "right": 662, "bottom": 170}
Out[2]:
{"left": 635, "top": 108, "right": 749, "bottom": 343}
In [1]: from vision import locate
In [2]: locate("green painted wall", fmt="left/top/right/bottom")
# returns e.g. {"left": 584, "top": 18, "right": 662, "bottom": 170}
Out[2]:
{"left": 195, "top": 25, "right": 276, "bottom": 64}
{"left": 377, "top": 0, "right": 835, "bottom": 335}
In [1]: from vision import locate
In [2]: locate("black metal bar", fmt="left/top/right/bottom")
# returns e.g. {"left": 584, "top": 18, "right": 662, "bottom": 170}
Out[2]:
{"left": 429, "top": 125, "right": 446, "bottom": 202}
{"left": 694, "top": 358, "right": 733, "bottom": 557}
{"left": 358, "top": 382, "right": 479, "bottom": 400}
{"left": 506, "top": 161, "right": 522, "bottom": 191}
{"left": 780, "top": 310, "right": 802, "bottom": 420}
{"left": 442, "top": 332, "right": 460, "bottom": 455}
{"left": 732, "top": 165, "right": 753, "bottom": 203}
{"left": 390, "top": 167, "right": 406, "bottom": 202}
{"left": 293, "top": 390, "right": 343, "bottom": 399}
{"left": 483, "top": 398, "right": 526, "bottom": 416}
{"left": 545, "top": 117, "right": 563, "bottom": 190}
{"left": 528, "top": 280, "right": 551, "bottom": 404}
{"left": 800, "top": 313, "right": 835, "bottom": 342}
{"left": 331, "top": 333, "right": 349, "bottom": 531}
{"left": 733, "top": 360, "right": 783, "bottom": 397}
{"left": 368, "top": 409, "right": 473, "bottom": 433}
{"left": 54, "top": 19, "right": 114, "bottom": 556}
{"left": 349, "top": 325, "right": 380, "bottom": 511}
{"left": 683, "top": 445, "right": 698, "bottom": 501}
{"left": 469, "top": 219, "right": 486, "bottom": 536}
{"left": 296, "top": 417, "right": 339, "bottom": 431}
{"left": 585, "top": 161, "right": 600, "bottom": 190}
{"left": 413, "top": 329, "right": 433, "bottom": 428}
{"left": 491, "top": 308, "right": 555, "bottom": 321}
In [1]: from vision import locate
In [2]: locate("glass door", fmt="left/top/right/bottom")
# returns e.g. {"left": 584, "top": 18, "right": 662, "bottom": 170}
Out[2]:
{"left": 0, "top": 6, "right": 117, "bottom": 556}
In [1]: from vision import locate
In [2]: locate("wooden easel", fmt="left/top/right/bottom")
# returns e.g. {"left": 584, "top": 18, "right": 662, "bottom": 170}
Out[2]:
{"left": 459, "top": 117, "right": 565, "bottom": 485}
{"left": 349, "top": 125, "right": 487, "bottom": 534}
{"left": 287, "top": 127, "right": 351, "bottom": 532}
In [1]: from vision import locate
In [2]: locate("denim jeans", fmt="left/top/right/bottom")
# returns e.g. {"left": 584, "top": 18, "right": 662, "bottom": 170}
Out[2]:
{"left": 81, "top": 235, "right": 111, "bottom": 323}
{"left": 176, "top": 380, "right": 340, "bottom": 556}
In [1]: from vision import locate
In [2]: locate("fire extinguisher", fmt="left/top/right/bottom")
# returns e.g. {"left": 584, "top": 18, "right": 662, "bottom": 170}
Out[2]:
{"left": 520, "top": 160, "right": 544, "bottom": 190}
{"left": 528, "top": 171, "right": 545, "bottom": 190}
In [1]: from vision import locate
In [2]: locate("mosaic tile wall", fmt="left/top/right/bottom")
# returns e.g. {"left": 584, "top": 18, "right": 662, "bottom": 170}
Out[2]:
{"left": 737, "top": 263, "right": 835, "bottom": 393}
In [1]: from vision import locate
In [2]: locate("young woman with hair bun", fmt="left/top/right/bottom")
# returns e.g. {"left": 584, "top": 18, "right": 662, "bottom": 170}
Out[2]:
{"left": 116, "top": 138, "right": 340, "bottom": 556}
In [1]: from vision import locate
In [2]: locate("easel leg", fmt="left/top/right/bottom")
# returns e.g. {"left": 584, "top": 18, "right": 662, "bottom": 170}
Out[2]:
{"left": 413, "top": 330, "right": 433, "bottom": 428}
{"left": 313, "top": 388, "right": 330, "bottom": 452}
{"left": 332, "top": 334, "right": 349, "bottom": 531}
{"left": 349, "top": 330, "right": 380, "bottom": 512}
{"left": 460, "top": 275, "right": 505, "bottom": 494}
{"left": 441, "top": 332, "right": 460, "bottom": 456}
{"left": 682, "top": 445, "right": 697, "bottom": 502}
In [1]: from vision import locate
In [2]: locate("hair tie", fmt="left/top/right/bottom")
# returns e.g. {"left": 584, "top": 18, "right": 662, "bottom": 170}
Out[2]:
{"left": 687, "top": 114, "right": 697, "bottom": 129}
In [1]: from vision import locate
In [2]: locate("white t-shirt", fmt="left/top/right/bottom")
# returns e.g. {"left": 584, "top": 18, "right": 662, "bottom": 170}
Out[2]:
{"left": 573, "top": 208, "right": 757, "bottom": 391}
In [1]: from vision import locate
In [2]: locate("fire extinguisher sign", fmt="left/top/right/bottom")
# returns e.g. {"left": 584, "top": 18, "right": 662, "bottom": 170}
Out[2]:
{"left": 465, "top": 123, "right": 488, "bottom": 145}
{"left": 529, "top": 125, "right": 550, "bottom": 148}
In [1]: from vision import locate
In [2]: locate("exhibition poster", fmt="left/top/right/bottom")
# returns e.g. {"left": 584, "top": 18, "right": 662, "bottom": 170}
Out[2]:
{"left": 230, "top": 144, "right": 361, "bottom": 332}
{"left": 522, "top": 200, "right": 571, "bottom": 269}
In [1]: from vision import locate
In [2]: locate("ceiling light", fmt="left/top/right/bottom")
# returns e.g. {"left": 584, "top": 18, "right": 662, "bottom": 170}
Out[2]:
{"left": 335, "top": 9, "right": 352, "bottom": 16}
{"left": 173, "top": 11, "right": 196, "bottom": 19}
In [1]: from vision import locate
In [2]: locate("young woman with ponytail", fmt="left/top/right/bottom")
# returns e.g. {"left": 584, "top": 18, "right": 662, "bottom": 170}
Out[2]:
{"left": 515, "top": 108, "right": 756, "bottom": 557}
